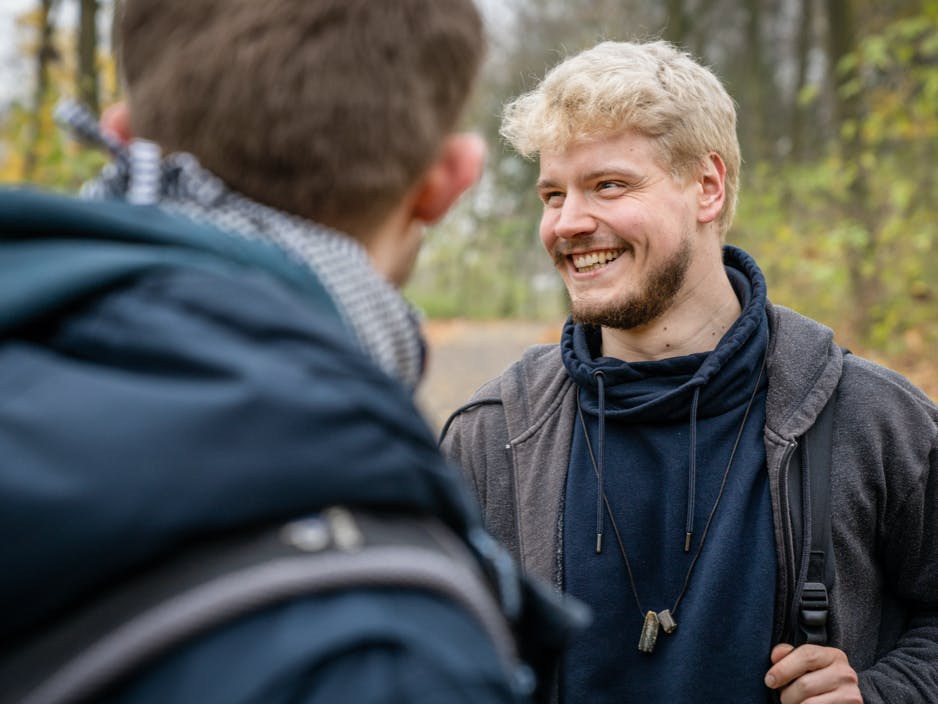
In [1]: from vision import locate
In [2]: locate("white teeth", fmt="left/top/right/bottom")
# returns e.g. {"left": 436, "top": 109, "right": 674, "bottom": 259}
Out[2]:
{"left": 572, "top": 249, "right": 622, "bottom": 271}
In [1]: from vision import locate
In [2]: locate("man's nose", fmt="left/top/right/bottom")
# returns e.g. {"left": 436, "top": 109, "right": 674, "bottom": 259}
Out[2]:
{"left": 554, "top": 192, "right": 597, "bottom": 240}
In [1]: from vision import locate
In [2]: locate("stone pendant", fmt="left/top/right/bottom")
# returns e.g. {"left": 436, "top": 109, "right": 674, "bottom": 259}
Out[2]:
{"left": 638, "top": 611, "right": 660, "bottom": 653}
{"left": 657, "top": 608, "right": 677, "bottom": 634}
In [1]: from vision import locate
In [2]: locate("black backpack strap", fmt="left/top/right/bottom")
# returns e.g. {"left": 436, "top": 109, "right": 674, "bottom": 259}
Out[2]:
{"left": 0, "top": 508, "right": 519, "bottom": 704}
{"left": 788, "top": 390, "right": 838, "bottom": 646}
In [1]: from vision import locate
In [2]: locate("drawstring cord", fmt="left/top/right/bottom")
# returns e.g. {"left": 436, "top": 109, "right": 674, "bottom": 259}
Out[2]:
{"left": 576, "top": 349, "right": 768, "bottom": 637}
{"left": 685, "top": 387, "right": 701, "bottom": 552}
{"left": 577, "top": 386, "right": 643, "bottom": 615}
{"left": 594, "top": 370, "right": 606, "bottom": 553}
{"left": 593, "top": 370, "right": 702, "bottom": 555}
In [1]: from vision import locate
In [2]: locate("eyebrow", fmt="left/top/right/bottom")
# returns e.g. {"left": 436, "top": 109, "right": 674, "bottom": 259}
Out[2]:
{"left": 582, "top": 167, "right": 642, "bottom": 182}
{"left": 536, "top": 167, "right": 643, "bottom": 191}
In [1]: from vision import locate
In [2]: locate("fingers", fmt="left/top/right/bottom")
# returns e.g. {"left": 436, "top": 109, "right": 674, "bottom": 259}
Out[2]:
{"left": 765, "top": 644, "right": 837, "bottom": 688}
{"left": 776, "top": 669, "right": 862, "bottom": 704}
{"left": 771, "top": 642, "right": 796, "bottom": 664}
{"left": 765, "top": 645, "right": 862, "bottom": 704}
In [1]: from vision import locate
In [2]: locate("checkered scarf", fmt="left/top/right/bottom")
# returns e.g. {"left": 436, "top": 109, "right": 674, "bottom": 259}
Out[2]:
{"left": 56, "top": 101, "right": 426, "bottom": 392}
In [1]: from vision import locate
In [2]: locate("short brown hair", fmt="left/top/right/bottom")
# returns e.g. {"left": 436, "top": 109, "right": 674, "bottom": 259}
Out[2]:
{"left": 118, "top": 0, "right": 484, "bottom": 236}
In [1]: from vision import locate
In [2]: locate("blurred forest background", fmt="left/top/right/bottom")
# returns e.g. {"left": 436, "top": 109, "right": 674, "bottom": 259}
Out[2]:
{"left": 1, "top": 0, "right": 936, "bottom": 397}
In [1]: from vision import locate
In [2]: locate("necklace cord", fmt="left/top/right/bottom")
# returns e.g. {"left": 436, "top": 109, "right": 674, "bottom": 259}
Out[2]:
{"left": 595, "top": 371, "right": 606, "bottom": 553}
{"left": 576, "top": 348, "right": 768, "bottom": 622}
{"left": 685, "top": 387, "right": 701, "bottom": 552}
{"left": 671, "top": 351, "right": 767, "bottom": 614}
{"left": 578, "top": 388, "right": 645, "bottom": 619}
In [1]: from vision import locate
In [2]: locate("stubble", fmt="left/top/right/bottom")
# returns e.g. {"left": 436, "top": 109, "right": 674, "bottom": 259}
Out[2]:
{"left": 569, "top": 234, "right": 693, "bottom": 330}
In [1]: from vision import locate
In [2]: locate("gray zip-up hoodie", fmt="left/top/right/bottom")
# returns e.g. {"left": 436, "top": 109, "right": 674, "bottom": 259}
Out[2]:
{"left": 442, "top": 302, "right": 938, "bottom": 702}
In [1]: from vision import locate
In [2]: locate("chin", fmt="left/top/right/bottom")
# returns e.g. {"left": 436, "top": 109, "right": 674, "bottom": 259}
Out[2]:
{"left": 570, "top": 297, "right": 669, "bottom": 330}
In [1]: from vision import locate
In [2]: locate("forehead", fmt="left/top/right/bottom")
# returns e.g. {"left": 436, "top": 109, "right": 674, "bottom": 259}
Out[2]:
{"left": 537, "top": 131, "right": 664, "bottom": 183}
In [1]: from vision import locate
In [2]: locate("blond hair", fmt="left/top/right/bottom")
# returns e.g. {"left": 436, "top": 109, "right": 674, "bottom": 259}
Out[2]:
{"left": 501, "top": 41, "right": 740, "bottom": 236}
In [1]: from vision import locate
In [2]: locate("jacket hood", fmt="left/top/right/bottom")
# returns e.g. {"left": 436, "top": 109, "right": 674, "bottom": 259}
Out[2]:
{"left": 0, "top": 188, "right": 339, "bottom": 336}
{"left": 0, "top": 188, "right": 480, "bottom": 644}
{"left": 763, "top": 301, "right": 843, "bottom": 439}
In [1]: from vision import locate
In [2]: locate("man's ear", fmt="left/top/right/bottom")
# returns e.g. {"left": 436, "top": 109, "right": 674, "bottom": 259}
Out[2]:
{"left": 411, "top": 133, "right": 486, "bottom": 224}
{"left": 101, "top": 101, "right": 133, "bottom": 144}
{"left": 696, "top": 152, "right": 726, "bottom": 225}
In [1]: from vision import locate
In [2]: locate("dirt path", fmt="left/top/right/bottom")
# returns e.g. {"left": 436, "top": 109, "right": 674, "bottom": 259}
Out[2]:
{"left": 417, "top": 319, "right": 937, "bottom": 433}
{"left": 418, "top": 319, "right": 561, "bottom": 432}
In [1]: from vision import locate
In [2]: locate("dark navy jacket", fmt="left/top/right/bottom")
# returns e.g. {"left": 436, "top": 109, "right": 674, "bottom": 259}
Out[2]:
{"left": 0, "top": 189, "right": 527, "bottom": 703}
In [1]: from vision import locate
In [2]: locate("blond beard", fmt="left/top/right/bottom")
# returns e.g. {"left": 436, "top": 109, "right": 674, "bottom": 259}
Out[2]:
{"left": 569, "top": 233, "right": 693, "bottom": 330}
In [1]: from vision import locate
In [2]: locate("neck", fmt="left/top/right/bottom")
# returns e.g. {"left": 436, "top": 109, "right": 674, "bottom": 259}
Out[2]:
{"left": 600, "top": 259, "right": 741, "bottom": 363}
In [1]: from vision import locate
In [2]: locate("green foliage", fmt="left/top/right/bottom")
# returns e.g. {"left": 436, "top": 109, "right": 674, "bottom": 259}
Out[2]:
{"left": 0, "top": 2, "right": 117, "bottom": 189}
{"left": 1, "top": 97, "right": 108, "bottom": 188}
{"left": 3, "top": 0, "right": 935, "bottom": 371}
{"left": 411, "top": 4, "right": 938, "bottom": 367}
{"left": 734, "top": 9, "right": 938, "bottom": 355}
{"left": 406, "top": 195, "right": 567, "bottom": 321}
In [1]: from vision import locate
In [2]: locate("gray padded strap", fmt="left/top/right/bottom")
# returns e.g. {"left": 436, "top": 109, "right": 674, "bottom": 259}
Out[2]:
{"left": 4, "top": 510, "right": 517, "bottom": 704}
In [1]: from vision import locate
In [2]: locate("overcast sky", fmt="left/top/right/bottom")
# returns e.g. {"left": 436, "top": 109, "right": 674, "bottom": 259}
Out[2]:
{"left": 0, "top": 0, "right": 36, "bottom": 108}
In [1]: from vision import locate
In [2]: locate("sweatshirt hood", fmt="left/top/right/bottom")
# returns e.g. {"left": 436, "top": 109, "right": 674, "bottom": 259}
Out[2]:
{"left": 560, "top": 245, "right": 770, "bottom": 557}
{"left": 562, "top": 245, "right": 769, "bottom": 422}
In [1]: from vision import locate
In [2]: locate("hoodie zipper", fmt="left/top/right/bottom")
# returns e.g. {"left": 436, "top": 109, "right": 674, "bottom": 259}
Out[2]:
{"left": 776, "top": 440, "right": 798, "bottom": 644}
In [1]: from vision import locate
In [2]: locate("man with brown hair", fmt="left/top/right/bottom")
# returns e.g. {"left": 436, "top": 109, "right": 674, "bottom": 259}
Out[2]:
{"left": 0, "top": 1, "right": 580, "bottom": 702}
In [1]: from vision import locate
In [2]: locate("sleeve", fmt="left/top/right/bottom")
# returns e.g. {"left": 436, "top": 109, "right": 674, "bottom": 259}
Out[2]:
{"left": 439, "top": 388, "right": 527, "bottom": 564}
{"left": 856, "top": 424, "right": 938, "bottom": 701}
{"left": 439, "top": 380, "right": 510, "bottom": 517}
{"left": 858, "top": 614, "right": 938, "bottom": 702}
{"left": 440, "top": 406, "right": 482, "bottom": 504}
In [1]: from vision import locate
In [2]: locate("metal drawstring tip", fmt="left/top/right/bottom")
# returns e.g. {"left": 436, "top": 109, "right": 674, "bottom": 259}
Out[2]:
{"left": 596, "top": 532, "right": 604, "bottom": 554}
{"left": 684, "top": 532, "right": 692, "bottom": 553}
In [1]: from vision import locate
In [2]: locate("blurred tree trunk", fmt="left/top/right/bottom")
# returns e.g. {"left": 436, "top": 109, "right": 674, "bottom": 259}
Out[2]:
{"left": 23, "top": 0, "right": 58, "bottom": 181}
{"left": 742, "top": 0, "right": 782, "bottom": 161}
{"left": 826, "top": 0, "right": 861, "bottom": 135}
{"left": 826, "top": 0, "right": 880, "bottom": 341}
{"left": 688, "top": 0, "right": 717, "bottom": 58}
{"left": 744, "top": 0, "right": 766, "bottom": 155}
{"left": 111, "top": 0, "right": 123, "bottom": 83}
{"left": 77, "top": 0, "right": 99, "bottom": 113}
{"left": 664, "top": 0, "right": 688, "bottom": 46}
{"left": 790, "top": 0, "right": 814, "bottom": 161}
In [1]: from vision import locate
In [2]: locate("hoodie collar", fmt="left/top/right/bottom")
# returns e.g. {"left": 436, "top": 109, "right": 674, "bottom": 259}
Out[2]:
{"left": 563, "top": 246, "right": 769, "bottom": 422}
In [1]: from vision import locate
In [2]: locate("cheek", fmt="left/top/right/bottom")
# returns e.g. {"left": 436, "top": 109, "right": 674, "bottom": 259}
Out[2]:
{"left": 539, "top": 212, "right": 556, "bottom": 251}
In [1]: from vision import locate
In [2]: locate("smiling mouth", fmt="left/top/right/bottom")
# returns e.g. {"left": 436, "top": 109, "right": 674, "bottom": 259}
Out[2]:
{"left": 571, "top": 248, "right": 625, "bottom": 273}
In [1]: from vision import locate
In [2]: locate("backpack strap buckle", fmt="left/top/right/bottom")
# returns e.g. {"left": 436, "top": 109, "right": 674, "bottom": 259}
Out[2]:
{"left": 799, "top": 581, "right": 829, "bottom": 645}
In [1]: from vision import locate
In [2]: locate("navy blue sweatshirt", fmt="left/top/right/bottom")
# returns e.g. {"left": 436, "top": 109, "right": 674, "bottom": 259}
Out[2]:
{"left": 561, "top": 246, "right": 775, "bottom": 703}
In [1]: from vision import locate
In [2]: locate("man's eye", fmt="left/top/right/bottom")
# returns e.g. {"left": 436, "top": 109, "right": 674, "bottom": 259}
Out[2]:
{"left": 597, "top": 181, "right": 625, "bottom": 193}
{"left": 541, "top": 191, "right": 565, "bottom": 206}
